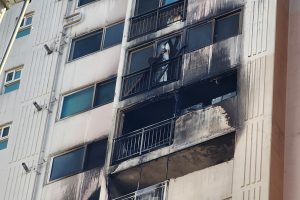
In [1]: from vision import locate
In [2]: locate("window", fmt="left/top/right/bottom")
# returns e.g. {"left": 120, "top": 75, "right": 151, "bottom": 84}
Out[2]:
{"left": 135, "top": 0, "right": 179, "bottom": 15}
{"left": 49, "top": 139, "right": 108, "bottom": 182}
{"left": 16, "top": 14, "right": 33, "bottom": 39}
{"left": 0, "top": 125, "right": 11, "bottom": 151}
{"left": 78, "top": 0, "right": 96, "bottom": 7}
{"left": 69, "top": 22, "right": 124, "bottom": 61}
{"left": 186, "top": 12, "right": 241, "bottom": 52}
{"left": 59, "top": 79, "right": 116, "bottom": 119}
{"left": 3, "top": 68, "right": 22, "bottom": 94}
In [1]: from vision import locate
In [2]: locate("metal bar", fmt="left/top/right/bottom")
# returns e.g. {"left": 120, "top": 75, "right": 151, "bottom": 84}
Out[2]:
{"left": 139, "top": 128, "right": 144, "bottom": 155}
{"left": 0, "top": 0, "right": 30, "bottom": 77}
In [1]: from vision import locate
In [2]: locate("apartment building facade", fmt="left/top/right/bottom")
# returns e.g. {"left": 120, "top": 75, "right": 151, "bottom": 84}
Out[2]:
{"left": 0, "top": 0, "right": 297, "bottom": 199}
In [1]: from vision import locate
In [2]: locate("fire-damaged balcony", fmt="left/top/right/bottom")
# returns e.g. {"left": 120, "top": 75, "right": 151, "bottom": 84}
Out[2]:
{"left": 129, "top": 0, "right": 187, "bottom": 40}
{"left": 113, "top": 71, "right": 238, "bottom": 164}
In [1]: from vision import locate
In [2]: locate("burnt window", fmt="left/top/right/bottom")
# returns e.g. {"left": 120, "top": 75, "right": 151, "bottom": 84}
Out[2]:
{"left": 136, "top": 0, "right": 160, "bottom": 15}
{"left": 186, "top": 12, "right": 241, "bottom": 52}
{"left": 179, "top": 71, "right": 237, "bottom": 109}
{"left": 69, "top": 22, "right": 124, "bottom": 61}
{"left": 129, "top": 46, "right": 153, "bottom": 73}
{"left": 49, "top": 139, "right": 108, "bottom": 182}
{"left": 60, "top": 78, "right": 116, "bottom": 119}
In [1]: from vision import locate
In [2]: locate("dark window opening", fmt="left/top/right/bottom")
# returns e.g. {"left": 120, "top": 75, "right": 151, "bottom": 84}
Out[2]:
{"left": 186, "top": 22, "right": 212, "bottom": 52}
{"left": 78, "top": 0, "right": 96, "bottom": 7}
{"left": 136, "top": 0, "right": 160, "bottom": 15}
{"left": 50, "top": 139, "right": 108, "bottom": 182}
{"left": 61, "top": 79, "right": 116, "bottom": 119}
{"left": 69, "top": 23, "right": 124, "bottom": 61}
{"left": 110, "top": 132, "right": 235, "bottom": 200}
{"left": 129, "top": 46, "right": 153, "bottom": 73}
{"left": 179, "top": 71, "right": 237, "bottom": 109}
{"left": 214, "top": 13, "right": 240, "bottom": 43}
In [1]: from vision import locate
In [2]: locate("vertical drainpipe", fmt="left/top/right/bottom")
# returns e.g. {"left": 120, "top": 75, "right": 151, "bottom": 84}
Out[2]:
{"left": 0, "top": 0, "right": 30, "bottom": 77}
{"left": 0, "top": 7, "right": 6, "bottom": 24}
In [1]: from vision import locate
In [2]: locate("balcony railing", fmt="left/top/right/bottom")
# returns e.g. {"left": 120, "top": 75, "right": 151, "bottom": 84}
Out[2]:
{"left": 129, "top": 0, "right": 186, "bottom": 40}
{"left": 112, "top": 181, "right": 169, "bottom": 200}
{"left": 113, "top": 118, "right": 174, "bottom": 163}
{"left": 122, "top": 56, "right": 181, "bottom": 99}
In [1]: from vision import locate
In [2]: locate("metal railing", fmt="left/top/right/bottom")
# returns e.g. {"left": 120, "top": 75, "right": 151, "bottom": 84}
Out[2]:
{"left": 129, "top": 0, "right": 186, "bottom": 40}
{"left": 122, "top": 56, "right": 181, "bottom": 99}
{"left": 112, "top": 181, "right": 169, "bottom": 200}
{"left": 113, "top": 118, "right": 174, "bottom": 163}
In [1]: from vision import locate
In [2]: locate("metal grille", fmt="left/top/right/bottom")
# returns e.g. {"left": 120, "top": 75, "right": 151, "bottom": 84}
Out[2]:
{"left": 129, "top": 0, "right": 185, "bottom": 40}
{"left": 112, "top": 181, "right": 168, "bottom": 200}
{"left": 113, "top": 119, "right": 174, "bottom": 163}
{"left": 122, "top": 56, "right": 181, "bottom": 99}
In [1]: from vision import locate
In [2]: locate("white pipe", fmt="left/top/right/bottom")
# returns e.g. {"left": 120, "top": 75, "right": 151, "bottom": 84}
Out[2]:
{"left": 0, "top": 0, "right": 30, "bottom": 77}
{"left": 0, "top": 7, "right": 6, "bottom": 24}
{"left": 30, "top": 30, "right": 64, "bottom": 200}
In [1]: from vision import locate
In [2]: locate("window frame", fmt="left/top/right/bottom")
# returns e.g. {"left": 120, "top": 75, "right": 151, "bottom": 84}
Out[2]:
{"left": 57, "top": 77, "right": 116, "bottom": 121}
{"left": 3, "top": 68, "right": 22, "bottom": 94}
{"left": 68, "top": 20, "right": 125, "bottom": 62}
{"left": 185, "top": 10, "right": 242, "bottom": 54}
{"left": 46, "top": 138, "right": 108, "bottom": 184}
{"left": 77, "top": 0, "right": 99, "bottom": 8}
{"left": 16, "top": 13, "right": 33, "bottom": 38}
{"left": 0, "top": 124, "right": 11, "bottom": 141}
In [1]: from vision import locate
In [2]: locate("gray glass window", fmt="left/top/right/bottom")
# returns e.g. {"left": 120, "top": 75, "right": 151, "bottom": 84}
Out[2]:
{"left": 50, "top": 138, "right": 108, "bottom": 182}
{"left": 104, "top": 23, "right": 124, "bottom": 48}
{"left": 84, "top": 139, "right": 108, "bottom": 170}
{"left": 6, "top": 72, "right": 13, "bottom": 82}
{"left": 136, "top": 0, "right": 160, "bottom": 15}
{"left": 2, "top": 127, "right": 10, "bottom": 137}
{"left": 61, "top": 87, "right": 94, "bottom": 119}
{"left": 214, "top": 14, "right": 240, "bottom": 43}
{"left": 129, "top": 46, "right": 153, "bottom": 73}
{"left": 186, "top": 23, "right": 212, "bottom": 52}
{"left": 78, "top": 0, "right": 96, "bottom": 7}
{"left": 94, "top": 80, "right": 116, "bottom": 107}
{"left": 70, "top": 31, "right": 103, "bottom": 60}
{"left": 50, "top": 148, "right": 85, "bottom": 181}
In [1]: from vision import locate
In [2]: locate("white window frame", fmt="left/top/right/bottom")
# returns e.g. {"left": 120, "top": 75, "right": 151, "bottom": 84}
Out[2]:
{"left": 3, "top": 68, "right": 22, "bottom": 94}
{"left": 0, "top": 125, "right": 11, "bottom": 141}
{"left": 18, "top": 13, "right": 33, "bottom": 32}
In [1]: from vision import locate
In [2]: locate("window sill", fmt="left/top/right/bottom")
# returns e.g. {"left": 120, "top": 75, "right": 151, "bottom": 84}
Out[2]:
{"left": 0, "top": 137, "right": 8, "bottom": 142}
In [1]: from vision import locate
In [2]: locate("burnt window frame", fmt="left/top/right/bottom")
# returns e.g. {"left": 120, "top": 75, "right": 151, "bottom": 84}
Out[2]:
{"left": 68, "top": 20, "right": 125, "bottom": 62}
{"left": 121, "top": 32, "right": 185, "bottom": 100}
{"left": 129, "top": 0, "right": 188, "bottom": 40}
{"left": 57, "top": 77, "right": 116, "bottom": 121}
{"left": 185, "top": 9, "right": 243, "bottom": 54}
{"left": 47, "top": 138, "right": 108, "bottom": 184}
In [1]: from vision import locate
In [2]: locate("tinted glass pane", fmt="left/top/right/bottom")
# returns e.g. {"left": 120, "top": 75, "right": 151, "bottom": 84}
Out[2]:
{"left": 14, "top": 70, "right": 21, "bottom": 80}
{"left": 136, "top": 0, "right": 160, "bottom": 15}
{"left": 157, "top": 35, "right": 181, "bottom": 61}
{"left": 103, "top": 23, "right": 124, "bottom": 48}
{"left": 71, "top": 32, "right": 102, "bottom": 60}
{"left": 6, "top": 72, "right": 13, "bottom": 82}
{"left": 186, "top": 23, "right": 212, "bottom": 52}
{"left": 2, "top": 127, "right": 10, "bottom": 137}
{"left": 162, "top": 0, "right": 178, "bottom": 6}
{"left": 24, "top": 17, "right": 32, "bottom": 26}
{"left": 94, "top": 81, "right": 116, "bottom": 107}
{"left": 129, "top": 46, "right": 153, "bottom": 73}
{"left": 4, "top": 82, "right": 20, "bottom": 94}
{"left": 50, "top": 148, "right": 85, "bottom": 181}
{"left": 0, "top": 140, "right": 8, "bottom": 151}
{"left": 16, "top": 28, "right": 31, "bottom": 39}
{"left": 61, "top": 87, "right": 94, "bottom": 119}
{"left": 214, "top": 14, "right": 240, "bottom": 43}
{"left": 79, "top": 0, "right": 95, "bottom": 6}
{"left": 84, "top": 139, "right": 108, "bottom": 170}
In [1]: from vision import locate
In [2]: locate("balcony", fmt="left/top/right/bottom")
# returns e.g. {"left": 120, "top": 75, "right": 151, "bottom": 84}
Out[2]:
{"left": 113, "top": 118, "right": 174, "bottom": 163}
{"left": 122, "top": 56, "right": 181, "bottom": 99}
{"left": 112, "top": 181, "right": 168, "bottom": 200}
{"left": 129, "top": 0, "right": 186, "bottom": 40}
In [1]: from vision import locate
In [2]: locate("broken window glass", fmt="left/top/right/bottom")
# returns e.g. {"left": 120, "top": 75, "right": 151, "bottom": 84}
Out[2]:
{"left": 50, "top": 148, "right": 85, "bottom": 181}
{"left": 61, "top": 87, "right": 94, "bottom": 119}
{"left": 136, "top": 0, "right": 160, "bottom": 15}
{"left": 84, "top": 139, "right": 108, "bottom": 170}
{"left": 94, "top": 80, "right": 116, "bottom": 107}
{"left": 186, "top": 22, "right": 212, "bottom": 52}
{"left": 70, "top": 31, "right": 102, "bottom": 61}
{"left": 129, "top": 46, "right": 153, "bottom": 73}
{"left": 214, "top": 13, "right": 240, "bottom": 43}
{"left": 104, "top": 23, "right": 125, "bottom": 49}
